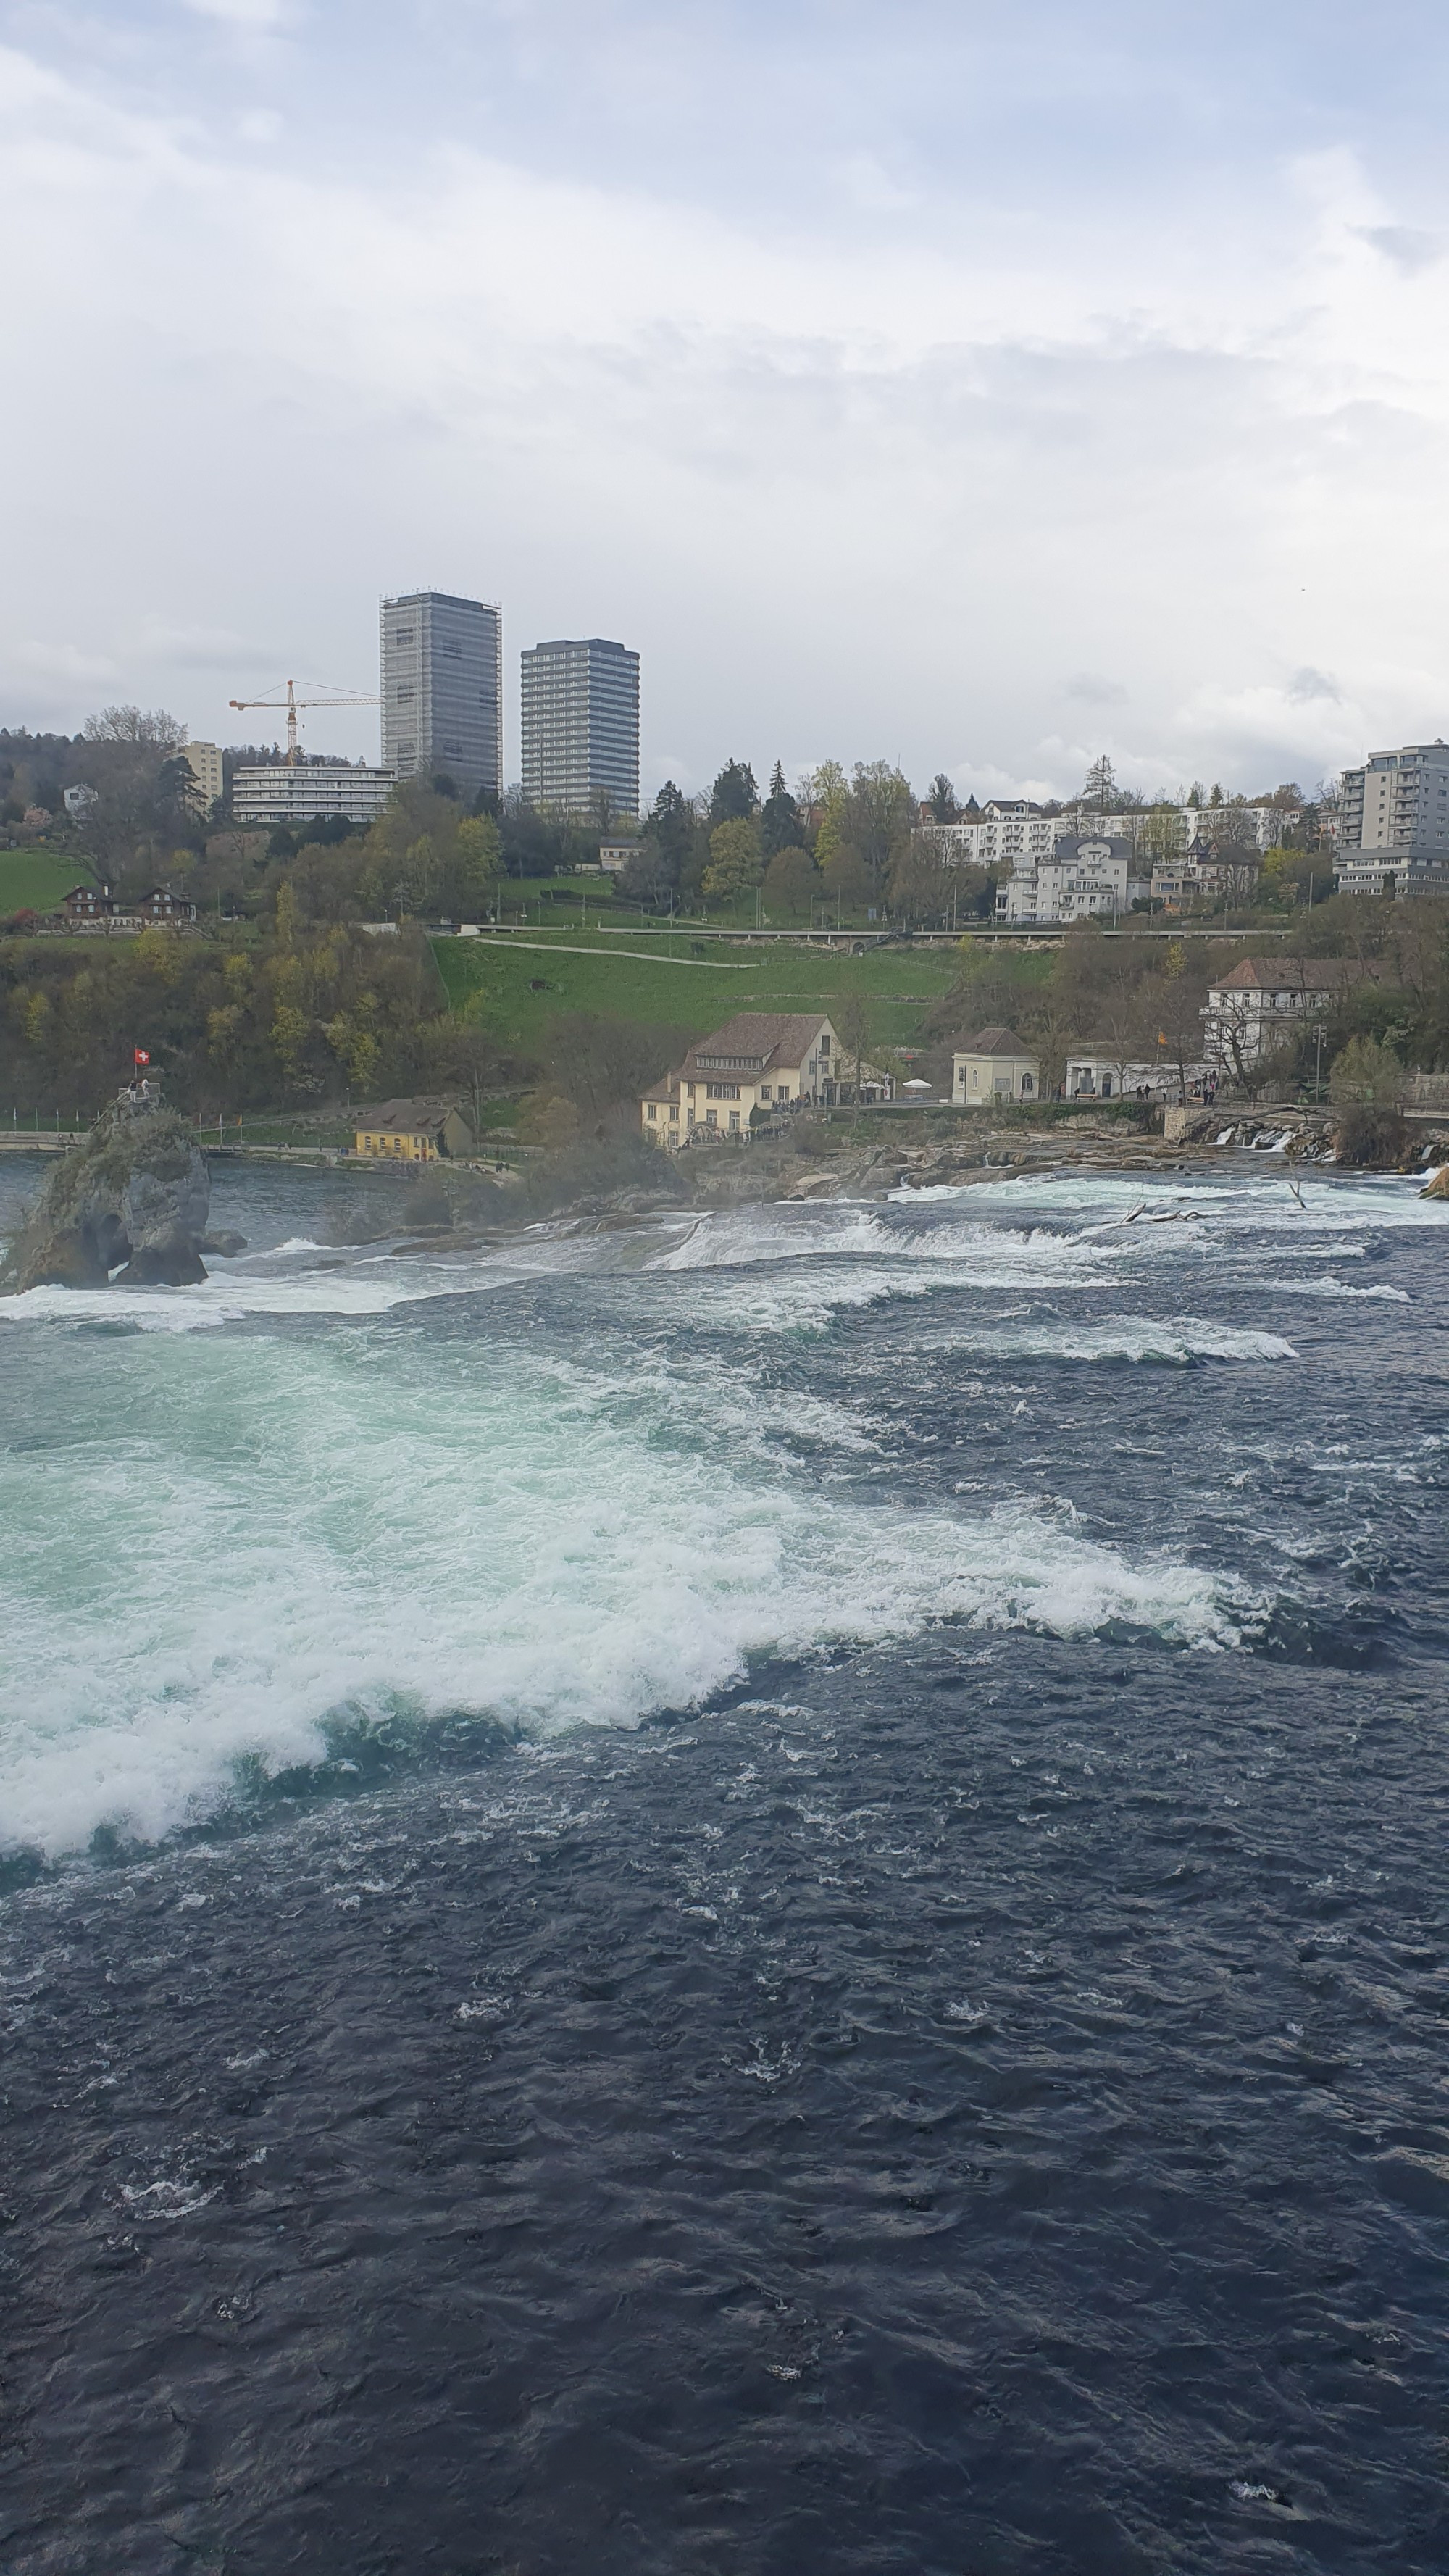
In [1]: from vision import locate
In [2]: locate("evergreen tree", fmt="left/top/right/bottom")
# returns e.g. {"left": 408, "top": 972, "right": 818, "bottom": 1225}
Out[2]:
{"left": 759, "top": 759, "right": 802, "bottom": 856}
{"left": 709, "top": 759, "right": 759, "bottom": 825}
{"left": 641, "top": 780, "right": 696, "bottom": 877}
{"left": 1080, "top": 754, "right": 1119, "bottom": 814}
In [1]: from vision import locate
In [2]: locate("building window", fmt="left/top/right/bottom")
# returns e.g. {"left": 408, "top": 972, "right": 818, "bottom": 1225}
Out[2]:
{"left": 646, "top": 1103, "right": 656, "bottom": 1120}
{"left": 759, "top": 1085, "right": 772, "bottom": 1101}
{"left": 669, "top": 1104, "right": 678, "bottom": 1121}
{"left": 394, "top": 628, "right": 414, "bottom": 643}
{"left": 706, "top": 1109, "right": 717, "bottom": 1127}
{"left": 396, "top": 687, "right": 415, "bottom": 701}
{"left": 728, "top": 1112, "right": 740, "bottom": 1132}
{"left": 706, "top": 1083, "right": 740, "bottom": 1100}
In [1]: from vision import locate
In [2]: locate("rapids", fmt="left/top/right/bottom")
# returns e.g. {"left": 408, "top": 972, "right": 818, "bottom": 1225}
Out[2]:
{"left": 2, "top": 1151, "right": 1448, "bottom": 2572}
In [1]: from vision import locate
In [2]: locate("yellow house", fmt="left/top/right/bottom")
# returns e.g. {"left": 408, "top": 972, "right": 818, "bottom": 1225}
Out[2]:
{"left": 640, "top": 1072, "right": 682, "bottom": 1142}
{"left": 951, "top": 1025, "right": 1040, "bottom": 1106}
{"left": 354, "top": 1098, "right": 477, "bottom": 1161}
{"left": 642, "top": 1011, "right": 893, "bottom": 1148}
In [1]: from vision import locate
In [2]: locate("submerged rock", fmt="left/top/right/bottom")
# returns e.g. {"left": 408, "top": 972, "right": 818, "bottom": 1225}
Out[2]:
{"left": 1, "top": 1106, "right": 211, "bottom": 1293}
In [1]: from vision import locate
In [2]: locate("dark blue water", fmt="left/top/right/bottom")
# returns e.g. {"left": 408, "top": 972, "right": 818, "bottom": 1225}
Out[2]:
{"left": 3, "top": 1159, "right": 1448, "bottom": 2572}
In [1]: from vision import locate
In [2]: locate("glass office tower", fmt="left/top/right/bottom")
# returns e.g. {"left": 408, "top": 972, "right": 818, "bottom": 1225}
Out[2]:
{"left": 380, "top": 591, "right": 502, "bottom": 801}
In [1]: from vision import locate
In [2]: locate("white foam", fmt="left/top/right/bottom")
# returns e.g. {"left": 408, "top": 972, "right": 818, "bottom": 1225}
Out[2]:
{"left": 891, "top": 1170, "right": 1449, "bottom": 1235}
{"left": 0, "top": 1327, "right": 1248, "bottom": 1859}
{"left": 1266, "top": 1279, "right": 1411, "bottom": 1302}
{"left": 923, "top": 1317, "right": 1298, "bottom": 1363}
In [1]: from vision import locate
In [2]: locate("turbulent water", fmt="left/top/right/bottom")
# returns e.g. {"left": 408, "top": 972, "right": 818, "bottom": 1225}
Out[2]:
{"left": 3, "top": 1152, "right": 1448, "bottom": 2572}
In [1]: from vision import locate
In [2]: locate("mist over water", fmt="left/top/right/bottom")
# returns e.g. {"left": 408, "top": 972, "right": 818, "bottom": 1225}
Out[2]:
{"left": 3, "top": 1153, "right": 1448, "bottom": 2571}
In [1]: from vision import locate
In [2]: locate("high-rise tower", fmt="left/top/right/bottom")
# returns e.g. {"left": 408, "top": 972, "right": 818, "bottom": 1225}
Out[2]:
{"left": 519, "top": 637, "right": 640, "bottom": 820}
{"left": 380, "top": 591, "right": 501, "bottom": 801}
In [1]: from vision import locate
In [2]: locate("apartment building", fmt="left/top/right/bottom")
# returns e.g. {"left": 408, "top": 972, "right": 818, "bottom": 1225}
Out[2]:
{"left": 995, "top": 834, "right": 1137, "bottom": 925}
{"left": 922, "top": 798, "right": 1295, "bottom": 870}
{"left": 178, "top": 742, "right": 224, "bottom": 811}
{"left": 231, "top": 762, "right": 396, "bottom": 829}
{"left": 521, "top": 637, "right": 640, "bottom": 819}
{"left": 380, "top": 591, "right": 503, "bottom": 802}
{"left": 1337, "top": 741, "right": 1449, "bottom": 896}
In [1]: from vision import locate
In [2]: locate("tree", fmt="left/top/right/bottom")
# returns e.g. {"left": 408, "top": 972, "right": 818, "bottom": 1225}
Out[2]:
{"left": 886, "top": 833, "right": 955, "bottom": 927}
{"left": 542, "top": 1012, "right": 682, "bottom": 1123}
{"left": 761, "top": 846, "right": 819, "bottom": 920}
{"left": 81, "top": 706, "right": 186, "bottom": 752}
{"left": 448, "top": 814, "right": 501, "bottom": 915}
{"left": 709, "top": 759, "right": 758, "bottom": 825}
{"left": 1329, "top": 1035, "right": 1405, "bottom": 1108}
{"left": 927, "top": 772, "right": 961, "bottom": 822}
{"left": 759, "top": 760, "right": 802, "bottom": 856}
{"left": 835, "top": 988, "right": 874, "bottom": 1100}
{"left": 702, "top": 817, "right": 762, "bottom": 901}
{"left": 820, "top": 847, "right": 872, "bottom": 915}
{"left": 845, "top": 761, "right": 915, "bottom": 895}
{"left": 637, "top": 780, "right": 696, "bottom": 889}
{"left": 1080, "top": 754, "right": 1120, "bottom": 815}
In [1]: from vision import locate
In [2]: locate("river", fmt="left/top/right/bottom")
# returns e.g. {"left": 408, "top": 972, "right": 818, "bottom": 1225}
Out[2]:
{"left": 1, "top": 1153, "right": 1447, "bottom": 2572}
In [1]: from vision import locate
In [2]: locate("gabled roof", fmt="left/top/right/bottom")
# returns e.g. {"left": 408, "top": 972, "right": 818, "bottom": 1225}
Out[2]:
{"left": 1211, "top": 958, "right": 1369, "bottom": 993}
{"left": 954, "top": 1025, "right": 1035, "bottom": 1057}
{"left": 641, "top": 1072, "right": 681, "bottom": 1104}
{"left": 680, "top": 1012, "right": 831, "bottom": 1077}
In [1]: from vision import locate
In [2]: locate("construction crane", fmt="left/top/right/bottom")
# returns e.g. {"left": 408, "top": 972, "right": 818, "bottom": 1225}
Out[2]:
{"left": 227, "top": 678, "right": 380, "bottom": 766}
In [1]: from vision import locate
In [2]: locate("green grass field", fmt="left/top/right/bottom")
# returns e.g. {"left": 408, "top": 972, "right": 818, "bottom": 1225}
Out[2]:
{"left": 433, "top": 930, "right": 1052, "bottom": 1056}
{"left": 0, "top": 851, "right": 94, "bottom": 914}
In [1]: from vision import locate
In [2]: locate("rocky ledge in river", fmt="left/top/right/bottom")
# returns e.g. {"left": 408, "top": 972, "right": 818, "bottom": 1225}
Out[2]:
{"left": 0, "top": 1105, "right": 224, "bottom": 1292}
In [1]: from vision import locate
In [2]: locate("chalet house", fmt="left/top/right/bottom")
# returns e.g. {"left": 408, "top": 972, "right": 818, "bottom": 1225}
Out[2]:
{"left": 354, "top": 1099, "right": 477, "bottom": 1162}
{"left": 56, "top": 884, "right": 154, "bottom": 934}
{"left": 1202, "top": 958, "right": 1375, "bottom": 1070}
{"left": 136, "top": 888, "right": 198, "bottom": 925}
{"left": 951, "top": 1027, "right": 1039, "bottom": 1105}
{"left": 60, "top": 883, "right": 112, "bottom": 923}
{"left": 641, "top": 1012, "right": 892, "bottom": 1148}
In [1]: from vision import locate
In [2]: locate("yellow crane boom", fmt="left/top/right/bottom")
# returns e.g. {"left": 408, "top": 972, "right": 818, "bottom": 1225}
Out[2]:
{"left": 227, "top": 678, "right": 380, "bottom": 765}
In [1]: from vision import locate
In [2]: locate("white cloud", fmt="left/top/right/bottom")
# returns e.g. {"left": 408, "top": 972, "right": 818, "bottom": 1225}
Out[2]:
{"left": 182, "top": 0, "right": 292, "bottom": 27}
{"left": 2, "top": 27, "right": 1449, "bottom": 791}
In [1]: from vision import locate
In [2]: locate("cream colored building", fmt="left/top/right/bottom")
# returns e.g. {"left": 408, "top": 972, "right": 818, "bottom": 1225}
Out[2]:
{"left": 179, "top": 741, "right": 224, "bottom": 811}
{"left": 952, "top": 1026, "right": 1040, "bottom": 1105}
{"left": 642, "top": 1011, "right": 890, "bottom": 1147}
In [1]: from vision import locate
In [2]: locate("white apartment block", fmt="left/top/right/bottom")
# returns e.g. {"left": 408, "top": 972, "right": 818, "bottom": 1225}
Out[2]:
{"left": 995, "top": 834, "right": 1134, "bottom": 925}
{"left": 232, "top": 762, "right": 396, "bottom": 830}
{"left": 920, "top": 798, "right": 1295, "bottom": 870}
{"left": 1337, "top": 741, "right": 1449, "bottom": 896}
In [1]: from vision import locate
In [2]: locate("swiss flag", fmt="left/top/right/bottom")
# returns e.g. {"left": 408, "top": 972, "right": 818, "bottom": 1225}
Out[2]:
{"left": 133, "top": 1048, "right": 150, "bottom": 1066}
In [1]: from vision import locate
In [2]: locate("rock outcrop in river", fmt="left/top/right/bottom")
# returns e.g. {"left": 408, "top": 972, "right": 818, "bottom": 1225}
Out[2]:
{"left": 1, "top": 1101, "right": 212, "bottom": 1291}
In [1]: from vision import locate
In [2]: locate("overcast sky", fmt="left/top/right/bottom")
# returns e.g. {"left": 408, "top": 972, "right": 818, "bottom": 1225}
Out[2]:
{"left": 3, "top": 0, "right": 1448, "bottom": 801}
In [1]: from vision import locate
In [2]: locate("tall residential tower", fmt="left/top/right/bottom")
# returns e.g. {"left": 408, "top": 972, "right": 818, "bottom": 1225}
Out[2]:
{"left": 1337, "top": 739, "right": 1449, "bottom": 898}
{"left": 519, "top": 636, "right": 640, "bottom": 820}
{"left": 380, "top": 591, "right": 502, "bottom": 802}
